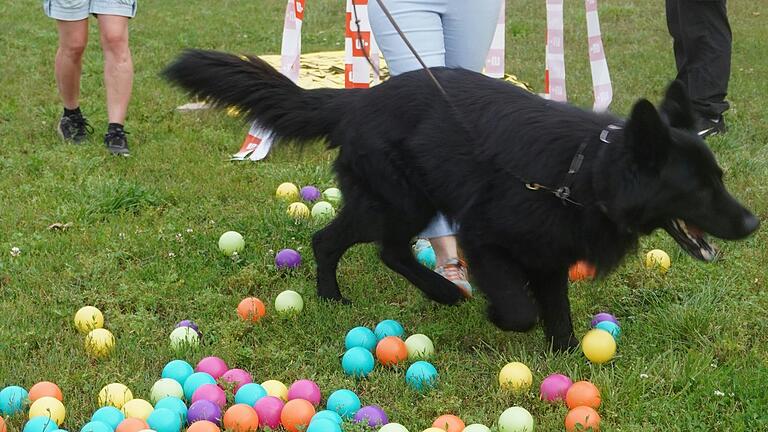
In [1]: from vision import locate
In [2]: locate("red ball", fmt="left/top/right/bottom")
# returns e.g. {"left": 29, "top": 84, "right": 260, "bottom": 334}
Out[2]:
{"left": 565, "top": 381, "right": 601, "bottom": 410}
{"left": 280, "top": 399, "right": 315, "bottom": 432}
{"left": 223, "top": 404, "right": 260, "bottom": 432}
{"left": 237, "top": 298, "right": 266, "bottom": 322}
{"left": 432, "top": 414, "right": 465, "bottom": 432}
{"left": 375, "top": 336, "right": 408, "bottom": 367}
{"left": 565, "top": 406, "right": 601, "bottom": 431}
{"left": 569, "top": 261, "right": 596, "bottom": 282}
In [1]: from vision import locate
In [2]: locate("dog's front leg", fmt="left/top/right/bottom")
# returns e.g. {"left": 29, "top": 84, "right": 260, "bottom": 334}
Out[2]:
{"left": 528, "top": 268, "right": 578, "bottom": 351}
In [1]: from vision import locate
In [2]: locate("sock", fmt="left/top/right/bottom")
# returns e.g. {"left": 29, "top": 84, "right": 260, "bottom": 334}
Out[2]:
{"left": 64, "top": 107, "right": 81, "bottom": 117}
{"left": 107, "top": 122, "right": 124, "bottom": 133}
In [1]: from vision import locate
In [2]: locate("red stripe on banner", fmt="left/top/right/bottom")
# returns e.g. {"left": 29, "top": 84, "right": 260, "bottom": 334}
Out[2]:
{"left": 294, "top": 0, "right": 305, "bottom": 20}
{"left": 352, "top": 31, "right": 371, "bottom": 57}
{"left": 352, "top": 0, "right": 368, "bottom": 5}
{"left": 240, "top": 134, "right": 263, "bottom": 152}
{"left": 345, "top": 12, "right": 353, "bottom": 37}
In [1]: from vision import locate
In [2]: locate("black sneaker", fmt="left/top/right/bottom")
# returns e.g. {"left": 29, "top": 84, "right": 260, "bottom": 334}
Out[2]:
{"left": 697, "top": 115, "right": 726, "bottom": 139}
{"left": 58, "top": 112, "right": 93, "bottom": 143}
{"left": 104, "top": 127, "right": 130, "bottom": 156}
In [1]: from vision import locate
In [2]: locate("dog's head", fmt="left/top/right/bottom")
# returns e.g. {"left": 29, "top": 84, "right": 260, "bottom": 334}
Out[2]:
{"left": 608, "top": 81, "right": 759, "bottom": 261}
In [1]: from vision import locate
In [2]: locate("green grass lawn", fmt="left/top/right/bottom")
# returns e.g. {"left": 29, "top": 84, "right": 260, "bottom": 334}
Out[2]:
{"left": 1, "top": 0, "right": 767, "bottom": 431}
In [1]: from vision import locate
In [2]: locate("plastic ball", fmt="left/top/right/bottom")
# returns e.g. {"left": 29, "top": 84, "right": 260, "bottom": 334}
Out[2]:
{"left": 234, "top": 384, "right": 268, "bottom": 407}
{"left": 590, "top": 313, "right": 619, "bottom": 327}
{"left": 416, "top": 247, "right": 436, "bottom": 269}
{"left": 565, "top": 406, "right": 601, "bottom": 432}
{"left": 121, "top": 399, "right": 153, "bottom": 421}
{"left": 287, "top": 202, "right": 310, "bottom": 219}
{"left": 404, "top": 334, "right": 435, "bottom": 360}
{"left": 0, "top": 416, "right": 6, "bottom": 432}
{"left": 326, "top": 389, "right": 361, "bottom": 419}
{"left": 185, "top": 420, "right": 219, "bottom": 432}
{"left": 275, "top": 249, "right": 301, "bottom": 269}
{"left": 115, "top": 418, "right": 148, "bottom": 432}
{"left": 161, "top": 360, "right": 194, "bottom": 387}
{"left": 147, "top": 408, "right": 181, "bottom": 432}
{"left": 344, "top": 327, "right": 378, "bottom": 352}
{"left": 374, "top": 319, "right": 404, "bottom": 340}
{"left": 311, "top": 201, "right": 335, "bottom": 220}
{"left": 379, "top": 423, "right": 410, "bottom": 432}
{"left": 1, "top": 386, "right": 29, "bottom": 415}
{"left": 183, "top": 373, "right": 216, "bottom": 401}
{"left": 174, "top": 320, "right": 200, "bottom": 334}
{"left": 280, "top": 399, "right": 315, "bottom": 432}
{"left": 354, "top": 405, "right": 388, "bottom": 427}
{"left": 581, "top": 329, "right": 617, "bottom": 364}
{"left": 187, "top": 400, "right": 222, "bottom": 426}
{"left": 98, "top": 383, "right": 133, "bottom": 409}
{"left": 260, "top": 380, "right": 288, "bottom": 401}
{"left": 29, "top": 397, "right": 66, "bottom": 424}
{"left": 498, "top": 406, "right": 534, "bottom": 432}
{"left": 287, "top": 380, "right": 321, "bottom": 406}
{"left": 253, "top": 396, "right": 284, "bottom": 429}
{"left": 312, "top": 410, "right": 342, "bottom": 425}
{"left": 222, "top": 404, "right": 260, "bottom": 432}
{"left": 321, "top": 188, "right": 342, "bottom": 206}
{"left": 195, "top": 357, "right": 228, "bottom": 380}
{"left": 342, "top": 347, "right": 375, "bottom": 377}
{"left": 276, "top": 182, "right": 300, "bottom": 201}
{"left": 307, "top": 418, "right": 341, "bottom": 432}
{"left": 79, "top": 422, "right": 110, "bottom": 432}
{"left": 74, "top": 306, "right": 105, "bottom": 334}
{"left": 24, "top": 417, "right": 58, "bottom": 432}
{"left": 237, "top": 298, "right": 266, "bottom": 322}
{"left": 218, "top": 231, "right": 245, "bottom": 256}
{"left": 594, "top": 321, "right": 621, "bottom": 341}
{"left": 540, "top": 373, "right": 573, "bottom": 403}
{"left": 462, "top": 425, "right": 491, "bottom": 432}
{"left": 432, "top": 414, "right": 464, "bottom": 432}
{"left": 191, "top": 384, "right": 226, "bottom": 408}
{"left": 221, "top": 369, "right": 253, "bottom": 393}
{"left": 422, "top": 429, "right": 444, "bottom": 432}
{"left": 92, "top": 407, "right": 125, "bottom": 430}
{"left": 168, "top": 327, "right": 199, "bottom": 350}
{"left": 405, "top": 361, "right": 438, "bottom": 392}
{"left": 275, "top": 290, "right": 304, "bottom": 314}
{"left": 28, "top": 383, "right": 62, "bottom": 406}
{"left": 376, "top": 336, "right": 408, "bottom": 366}
{"left": 498, "top": 362, "right": 533, "bottom": 391}
{"left": 154, "top": 398, "right": 187, "bottom": 424}
{"left": 300, "top": 186, "right": 322, "bottom": 202}
{"left": 565, "top": 381, "right": 601, "bottom": 410}
{"left": 85, "top": 328, "right": 115, "bottom": 358}
{"left": 645, "top": 249, "right": 671, "bottom": 273}
{"left": 150, "top": 379, "right": 183, "bottom": 404}
{"left": 568, "top": 261, "right": 596, "bottom": 282}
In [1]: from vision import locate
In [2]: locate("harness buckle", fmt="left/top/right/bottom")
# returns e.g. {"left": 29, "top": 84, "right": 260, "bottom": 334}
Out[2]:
{"left": 555, "top": 186, "right": 571, "bottom": 200}
{"left": 525, "top": 183, "right": 542, "bottom": 191}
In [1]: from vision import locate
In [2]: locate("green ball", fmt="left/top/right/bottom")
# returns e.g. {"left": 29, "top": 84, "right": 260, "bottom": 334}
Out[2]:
{"left": 274, "top": 290, "right": 304, "bottom": 314}
{"left": 169, "top": 327, "right": 199, "bottom": 350}
{"left": 218, "top": 231, "right": 244, "bottom": 256}
{"left": 150, "top": 379, "right": 184, "bottom": 404}
{"left": 498, "top": 406, "right": 534, "bottom": 432}
{"left": 463, "top": 425, "right": 491, "bottom": 432}
{"left": 311, "top": 201, "right": 335, "bottom": 220}
{"left": 322, "top": 188, "right": 342, "bottom": 206}
{"left": 404, "top": 334, "right": 435, "bottom": 360}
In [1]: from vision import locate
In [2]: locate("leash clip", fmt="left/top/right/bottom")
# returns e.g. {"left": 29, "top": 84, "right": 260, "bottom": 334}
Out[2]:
{"left": 555, "top": 186, "right": 571, "bottom": 200}
{"left": 526, "top": 183, "right": 542, "bottom": 191}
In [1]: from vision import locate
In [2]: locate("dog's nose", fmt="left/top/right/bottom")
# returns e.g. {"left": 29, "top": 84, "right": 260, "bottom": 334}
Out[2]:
{"left": 742, "top": 212, "right": 760, "bottom": 236}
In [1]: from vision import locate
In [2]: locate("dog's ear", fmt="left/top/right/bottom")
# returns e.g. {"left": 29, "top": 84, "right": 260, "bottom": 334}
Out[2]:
{"left": 660, "top": 80, "right": 695, "bottom": 130}
{"left": 626, "top": 98, "right": 670, "bottom": 169}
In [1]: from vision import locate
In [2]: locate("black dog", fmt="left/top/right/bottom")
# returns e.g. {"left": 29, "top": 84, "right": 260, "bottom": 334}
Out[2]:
{"left": 164, "top": 50, "right": 758, "bottom": 350}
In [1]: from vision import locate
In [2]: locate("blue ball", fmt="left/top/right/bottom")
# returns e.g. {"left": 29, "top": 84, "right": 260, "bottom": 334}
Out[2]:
{"left": 51, "top": 430, "right": 69, "bottom": 432}
{"left": 595, "top": 320, "right": 622, "bottom": 341}
{"left": 162, "top": 360, "right": 195, "bottom": 386}
{"left": 312, "top": 410, "right": 343, "bottom": 425}
{"left": 91, "top": 406, "right": 125, "bottom": 430}
{"left": 0, "top": 385, "right": 28, "bottom": 415}
{"left": 234, "top": 383, "right": 267, "bottom": 406}
{"left": 80, "top": 422, "right": 112, "bottom": 432}
{"left": 406, "top": 361, "right": 438, "bottom": 392}
{"left": 147, "top": 408, "right": 182, "bottom": 432}
{"left": 374, "top": 319, "right": 404, "bottom": 340}
{"left": 416, "top": 247, "right": 436, "bottom": 269}
{"left": 307, "top": 418, "right": 342, "bottom": 432}
{"left": 183, "top": 372, "right": 216, "bottom": 401}
{"left": 155, "top": 397, "right": 188, "bottom": 424}
{"left": 344, "top": 327, "right": 378, "bottom": 352}
{"left": 24, "top": 417, "right": 58, "bottom": 432}
{"left": 326, "top": 389, "right": 361, "bottom": 419}
{"left": 342, "top": 347, "right": 375, "bottom": 377}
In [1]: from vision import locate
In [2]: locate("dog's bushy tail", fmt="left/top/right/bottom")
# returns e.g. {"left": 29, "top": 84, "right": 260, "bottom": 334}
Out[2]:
{"left": 163, "top": 49, "right": 352, "bottom": 144}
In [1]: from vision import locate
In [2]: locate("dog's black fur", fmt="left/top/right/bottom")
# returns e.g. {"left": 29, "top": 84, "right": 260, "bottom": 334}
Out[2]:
{"left": 164, "top": 50, "right": 758, "bottom": 350}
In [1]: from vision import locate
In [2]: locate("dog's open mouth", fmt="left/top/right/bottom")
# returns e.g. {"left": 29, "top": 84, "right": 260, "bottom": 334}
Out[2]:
{"left": 664, "top": 219, "right": 719, "bottom": 262}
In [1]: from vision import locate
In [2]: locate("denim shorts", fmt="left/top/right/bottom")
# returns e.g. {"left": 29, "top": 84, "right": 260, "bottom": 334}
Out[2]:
{"left": 43, "top": 0, "right": 137, "bottom": 21}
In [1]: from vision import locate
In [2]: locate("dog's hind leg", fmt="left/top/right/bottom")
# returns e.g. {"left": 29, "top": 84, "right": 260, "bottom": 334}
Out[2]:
{"left": 528, "top": 268, "right": 578, "bottom": 351}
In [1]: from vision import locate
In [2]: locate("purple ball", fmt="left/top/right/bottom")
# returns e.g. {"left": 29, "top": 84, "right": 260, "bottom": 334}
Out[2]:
{"left": 275, "top": 249, "right": 301, "bottom": 269}
{"left": 221, "top": 368, "right": 253, "bottom": 393}
{"left": 254, "top": 396, "right": 284, "bottom": 429}
{"left": 287, "top": 379, "right": 322, "bottom": 406}
{"left": 300, "top": 186, "right": 321, "bottom": 202}
{"left": 175, "top": 320, "right": 200, "bottom": 335}
{"left": 196, "top": 356, "right": 228, "bottom": 380}
{"left": 192, "top": 384, "right": 227, "bottom": 408}
{"left": 591, "top": 312, "right": 619, "bottom": 327}
{"left": 539, "top": 373, "right": 573, "bottom": 403}
{"left": 187, "top": 400, "right": 222, "bottom": 425}
{"left": 353, "top": 405, "right": 388, "bottom": 427}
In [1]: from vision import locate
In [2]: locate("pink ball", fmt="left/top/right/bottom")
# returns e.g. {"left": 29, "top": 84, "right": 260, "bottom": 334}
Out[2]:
{"left": 192, "top": 383, "right": 227, "bottom": 408}
{"left": 540, "top": 373, "right": 574, "bottom": 403}
{"left": 254, "top": 396, "right": 284, "bottom": 429}
{"left": 287, "top": 379, "right": 322, "bottom": 406}
{"left": 221, "top": 369, "right": 253, "bottom": 393}
{"left": 196, "top": 356, "right": 229, "bottom": 380}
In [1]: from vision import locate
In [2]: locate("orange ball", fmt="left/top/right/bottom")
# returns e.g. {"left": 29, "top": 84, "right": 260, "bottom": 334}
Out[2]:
{"left": 569, "top": 261, "right": 596, "bottom": 282}
{"left": 1, "top": 416, "right": 6, "bottom": 432}
{"left": 375, "top": 336, "right": 408, "bottom": 367}
{"left": 28, "top": 381, "right": 63, "bottom": 402}
{"left": 432, "top": 414, "right": 465, "bottom": 432}
{"left": 280, "top": 399, "right": 316, "bottom": 432}
{"left": 116, "top": 418, "right": 149, "bottom": 432}
{"left": 237, "top": 297, "right": 266, "bottom": 322}
{"left": 187, "top": 420, "right": 221, "bottom": 432}
{"left": 223, "top": 404, "right": 260, "bottom": 432}
{"left": 565, "top": 381, "right": 601, "bottom": 410}
{"left": 565, "top": 406, "right": 601, "bottom": 431}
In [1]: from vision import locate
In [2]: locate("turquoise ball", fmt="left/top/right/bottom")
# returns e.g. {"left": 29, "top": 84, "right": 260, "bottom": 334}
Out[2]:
{"left": 183, "top": 372, "right": 216, "bottom": 401}
{"left": 595, "top": 320, "right": 621, "bottom": 341}
{"left": 307, "top": 418, "right": 342, "bottom": 432}
{"left": 406, "top": 361, "right": 438, "bottom": 392}
{"left": 0, "top": 386, "right": 28, "bottom": 415}
{"left": 79, "top": 421, "right": 112, "bottom": 432}
{"left": 416, "top": 247, "right": 437, "bottom": 269}
{"left": 162, "top": 360, "right": 195, "bottom": 386}
{"left": 374, "top": 320, "right": 404, "bottom": 340}
{"left": 342, "top": 347, "right": 375, "bottom": 377}
{"left": 234, "top": 383, "right": 268, "bottom": 406}
{"left": 24, "top": 417, "right": 58, "bottom": 432}
{"left": 147, "top": 408, "right": 182, "bottom": 432}
{"left": 344, "top": 327, "right": 377, "bottom": 352}
{"left": 326, "top": 389, "right": 361, "bottom": 419}
{"left": 312, "top": 410, "right": 343, "bottom": 425}
{"left": 155, "top": 397, "right": 188, "bottom": 424}
{"left": 91, "top": 406, "right": 125, "bottom": 430}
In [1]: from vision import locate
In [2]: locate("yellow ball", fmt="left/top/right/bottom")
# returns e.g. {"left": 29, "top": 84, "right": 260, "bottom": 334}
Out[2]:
{"left": 74, "top": 306, "right": 104, "bottom": 334}
{"left": 99, "top": 383, "right": 133, "bottom": 409}
{"left": 645, "top": 249, "right": 671, "bottom": 273}
{"left": 498, "top": 362, "right": 533, "bottom": 390}
{"left": 581, "top": 329, "right": 617, "bottom": 364}
{"left": 276, "top": 183, "right": 299, "bottom": 201}
{"left": 422, "top": 428, "right": 445, "bottom": 432}
{"left": 85, "top": 328, "right": 115, "bottom": 358}
{"left": 121, "top": 398, "right": 154, "bottom": 421}
{"left": 29, "top": 396, "right": 66, "bottom": 424}
{"left": 287, "top": 202, "right": 310, "bottom": 219}
{"left": 261, "top": 380, "right": 288, "bottom": 401}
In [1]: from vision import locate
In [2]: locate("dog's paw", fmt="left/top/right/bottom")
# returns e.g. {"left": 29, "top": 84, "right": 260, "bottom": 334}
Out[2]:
{"left": 422, "top": 281, "right": 465, "bottom": 306}
{"left": 549, "top": 333, "right": 579, "bottom": 353}
{"left": 317, "top": 292, "right": 352, "bottom": 305}
{"left": 488, "top": 305, "right": 537, "bottom": 332}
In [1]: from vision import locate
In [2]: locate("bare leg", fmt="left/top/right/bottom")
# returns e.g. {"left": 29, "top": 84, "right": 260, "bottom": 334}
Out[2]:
{"left": 97, "top": 14, "right": 132, "bottom": 124}
{"left": 55, "top": 19, "right": 89, "bottom": 109}
{"left": 429, "top": 235, "right": 460, "bottom": 267}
